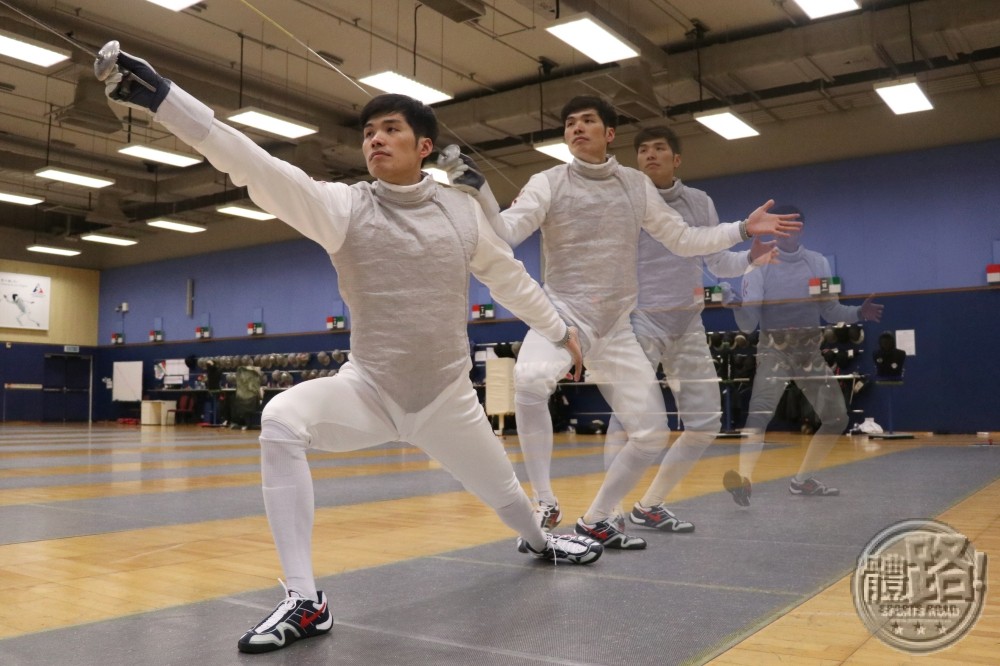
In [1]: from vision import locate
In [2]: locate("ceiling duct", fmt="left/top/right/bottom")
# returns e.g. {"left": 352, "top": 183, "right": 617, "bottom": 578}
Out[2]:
{"left": 420, "top": 0, "right": 486, "bottom": 23}
{"left": 52, "top": 73, "right": 124, "bottom": 135}
{"left": 594, "top": 61, "right": 664, "bottom": 121}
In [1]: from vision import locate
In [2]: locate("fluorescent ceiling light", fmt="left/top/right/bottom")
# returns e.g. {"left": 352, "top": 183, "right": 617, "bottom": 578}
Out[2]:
{"left": 118, "top": 143, "right": 203, "bottom": 167}
{"left": 27, "top": 244, "right": 80, "bottom": 257}
{"left": 359, "top": 71, "right": 452, "bottom": 105}
{"left": 693, "top": 108, "right": 760, "bottom": 140}
{"left": 0, "top": 191, "right": 44, "bottom": 206}
{"left": 217, "top": 205, "right": 276, "bottom": 221}
{"left": 874, "top": 77, "right": 933, "bottom": 115}
{"left": 81, "top": 232, "right": 138, "bottom": 246}
{"left": 0, "top": 30, "right": 71, "bottom": 67}
{"left": 533, "top": 138, "right": 574, "bottom": 163}
{"left": 791, "top": 0, "right": 860, "bottom": 19}
{"left": 147, "top": 218, "right": 206, "bottom": 233}
{"left": 144, "top": 0, "right": 200, "bottom": 10}
{"left": 226, "top": 107, "right": 318, "bottom": 139}
{"left": 35, "top": 166, "right": 115, "bottom": 189}
{"left": 423, "top": 167, "right": 449, "bottom": 184}
{"left": 545, "top": 13, "right": 639, "bottom": 64}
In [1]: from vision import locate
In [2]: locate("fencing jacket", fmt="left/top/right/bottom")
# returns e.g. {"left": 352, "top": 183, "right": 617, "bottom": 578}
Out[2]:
{"left": 734, "top": 244, "right": 860, "bottom": 334}
{"left": 154, "top": 85, "right": 567, "bottom": 413}
{"left": 633, "top": 178, "right": 750, "bottom": 338}
{"left": 485, "top": 156, "right": 744, "bottom": 339}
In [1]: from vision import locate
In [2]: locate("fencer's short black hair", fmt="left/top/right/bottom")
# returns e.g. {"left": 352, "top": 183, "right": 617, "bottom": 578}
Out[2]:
{"left": 633, "top": 126, "right": 681, "bottom": 154}
{"left": 359, "top": 94, "right": 439, "bottom": 145}
{"left": 560, "top": 95, "right": 618, "bottom": 129}
{"left": 771, "top": 204, "right": 804, "bottom": 222}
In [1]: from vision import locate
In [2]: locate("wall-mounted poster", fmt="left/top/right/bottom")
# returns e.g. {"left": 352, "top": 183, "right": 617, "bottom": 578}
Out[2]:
{"left": 0, "top": 272, "right": 51, "bottom": 330}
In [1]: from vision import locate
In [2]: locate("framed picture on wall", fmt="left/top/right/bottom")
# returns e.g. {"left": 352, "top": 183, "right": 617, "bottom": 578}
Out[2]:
{"left": 0, "top": 272, "right": 51, "bottom": 330}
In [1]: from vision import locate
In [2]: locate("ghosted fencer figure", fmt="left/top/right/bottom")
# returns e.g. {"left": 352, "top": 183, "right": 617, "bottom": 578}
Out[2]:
{"left": 439, "top": 96, "right": 801, "bottom": 549}
{"left": 602, "top": 125, "right": 778, "bottom": 535}
{"left": 722, "top": 205, "right": 884, "bottom": 505}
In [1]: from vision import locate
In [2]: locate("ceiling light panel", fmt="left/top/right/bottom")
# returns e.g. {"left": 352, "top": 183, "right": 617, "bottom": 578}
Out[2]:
{"left": 226, "top": 108, "right": 318, "bottom": 139}
{"left": 545, "top": 14, "right": 639, "bottom": 64}
{"left": 359, "top": 72, "right": 452, "bottom": 105}
{"left": 147, "top": 218, "right": 207, "bottom": 233}
{"left": 0, "top": 30, "right": 71, "bottom": 67}
{"left": 118, "top": 144, "right": 203, "bottom": 167}
{"left": 35, "top": 167, "right": 115, "bottom": 188}
{"left": 693, "top": 108, "right": 760, "bottom": 140}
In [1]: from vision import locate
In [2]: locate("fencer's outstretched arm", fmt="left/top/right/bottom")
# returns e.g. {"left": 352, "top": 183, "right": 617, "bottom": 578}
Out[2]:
{"left": 99, "top": 44, "right": 351, "bottom": 254}
{"left": 642, "top": 180, "right": 801, "bottom": 257}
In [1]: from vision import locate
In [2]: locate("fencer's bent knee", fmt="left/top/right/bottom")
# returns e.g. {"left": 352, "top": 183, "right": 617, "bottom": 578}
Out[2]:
{"left": 514, "top": 362, "right": 561, "bottom": 400}
{"left": 260, "top": 417, "right": 302, "bottom": 445}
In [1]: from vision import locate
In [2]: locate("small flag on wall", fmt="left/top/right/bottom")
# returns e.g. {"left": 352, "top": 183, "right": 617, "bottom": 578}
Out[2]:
{"left": 809, "top": 277, "right": 842, "bottom": 296}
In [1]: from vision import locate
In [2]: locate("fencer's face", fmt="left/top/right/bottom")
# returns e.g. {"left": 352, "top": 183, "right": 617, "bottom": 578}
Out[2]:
{"left": 362, "top": 113, "right": 433, "bottom": 185}
{"left": 564, "top": 110, "right": 615, "bottom": 164}
{"left": 636, "top": 139, "right": 681, "bottom": 188}
{"left": 777, "top": 226, "right": 802, "bottom": 252}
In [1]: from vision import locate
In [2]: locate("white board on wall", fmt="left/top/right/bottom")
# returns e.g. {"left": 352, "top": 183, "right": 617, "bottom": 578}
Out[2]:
{"left": 112, "top": 361, "right": 143, "bottom": 402}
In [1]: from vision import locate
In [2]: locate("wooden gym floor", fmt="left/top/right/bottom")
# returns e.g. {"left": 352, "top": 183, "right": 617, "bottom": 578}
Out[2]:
{"left": 0, "top": 423, "right": 996, "bottom": 665}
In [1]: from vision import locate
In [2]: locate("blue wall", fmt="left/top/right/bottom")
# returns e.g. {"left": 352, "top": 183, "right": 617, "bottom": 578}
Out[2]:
{"left": 98, "top": 235, "right": 542, "bottom": 341}
{"left": 696, "top": 139, "right": 1000, "bottom": 294}
{"left": 3, "top": 139, "right": 998, "bottom": 431}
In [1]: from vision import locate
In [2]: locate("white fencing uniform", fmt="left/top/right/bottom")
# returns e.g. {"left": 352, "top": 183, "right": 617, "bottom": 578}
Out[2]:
{"left": 733, "top": 245, "right": 862, "bottom": 480}
{"left": 153, "top": 85, "right": 572, "bottom": 598}
{"left": 487, "top": 156, "right": 746, "bottom": 520}
{"left": 607, "top": 179, "right": 752, "bottom": 508}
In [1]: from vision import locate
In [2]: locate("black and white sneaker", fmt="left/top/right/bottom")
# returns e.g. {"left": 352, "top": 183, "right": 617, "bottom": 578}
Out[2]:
{"left": 237, "top": 583, "right": 332, "bottom": 654}
{"left": 628, "top": 503, "right": 695, "bottom": 532}
{"left": 575, "top": 517, "right": 647, "bottom": 550}
{"left": 517, "top": 532, "right": 604, "bottom": 564}
{"left": 789, "top": 477, "right": 840, "bottom": 496}
{"left": 535, "top": 501, "right": 562, "bottom": 531}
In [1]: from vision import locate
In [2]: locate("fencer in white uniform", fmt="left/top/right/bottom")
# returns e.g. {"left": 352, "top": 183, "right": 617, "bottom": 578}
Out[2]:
{"left": 604, "top": 126, "right": 776, "bottom": 533}
{"left": 98, "top": 45, "right": 602, "bottom": 655}
{"left": 444, "top": 96, "right": 801, "bottom": 549}
{"left": 723, "top": 206, "right": 883, "bottom": 505}
{"left": 2, "top": 294, "right": 41, "bottom": 327}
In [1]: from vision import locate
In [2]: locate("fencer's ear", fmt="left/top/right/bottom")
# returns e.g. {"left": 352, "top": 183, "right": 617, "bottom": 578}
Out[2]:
{"left": 417, "top": 136, "right": 434, "bottom": 159}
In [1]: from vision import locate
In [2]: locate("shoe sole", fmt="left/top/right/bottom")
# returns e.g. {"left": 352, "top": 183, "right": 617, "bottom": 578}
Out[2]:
{"left": 723, "top": 470, "right": 751, "bottom": 507}
{"left": 789, "top": 488, "right": 840, "bottom": 496}
{"left": 517, "top": 538, "right": 604, "bottom": 564}
{"left": 628, "top": 513, "right": 695, "bottom": 532}
{"left": 575, "top": 527, "right": 647, "bottom": 550}
{"left": 237, "top": 623, "right": 332, "bottom": 654}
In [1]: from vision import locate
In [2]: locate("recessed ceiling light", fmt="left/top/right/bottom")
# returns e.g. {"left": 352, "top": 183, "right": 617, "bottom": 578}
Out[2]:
{"left": 359, "top": 71, "right": 452, "bottom": 105}
{"left": 81, "top": 233, "right": 138, "bottom": 246}
{"left": 35, "top": 167, "right": 115, "bottom": 189}
{"left": 147, "top": 218, "right": 207, "bottom": 233}
{"left": 27, "top": 244, "right": 81, "bottom": 256}
{"left": 216, "top": 205, "right": 277, "bottom": 221}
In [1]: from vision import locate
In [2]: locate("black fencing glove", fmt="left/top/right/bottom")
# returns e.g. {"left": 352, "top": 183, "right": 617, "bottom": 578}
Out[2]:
{"left": 436, "top": 144, "right": 485, "bottom": 194}
{"left": 101, "top": 46, "right": 171, "bottom": 112}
